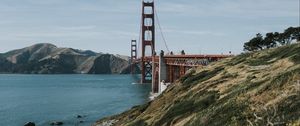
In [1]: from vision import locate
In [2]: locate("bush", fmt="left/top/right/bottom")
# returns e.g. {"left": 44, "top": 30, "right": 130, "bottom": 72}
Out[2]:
{"left": 155, "top": 91, "right": 219, "bottom": 126}
{"left": 290, "top": 54, "right": 300, "bottom": 64}
{"left": 183, "top": 67, "right": 224, "bottom": 85}
{"left": 226, "top": 53, "right": 251, "bottom": 66}
{"left": 188, "top": 98, "right": 249, "bottom": 126}
{"left": 179, "top": 69, "right": 196, "bottom": 83}
{"left": 128, "top": 119, "right": 148, "bottom": 126}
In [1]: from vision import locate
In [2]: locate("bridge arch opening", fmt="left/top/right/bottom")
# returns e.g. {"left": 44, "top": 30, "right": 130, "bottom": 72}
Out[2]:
{"left": 144, "top": 18, "right": 153, "bottom": 26}
{"left": 144, "top": 6, "right": 153, "bottom": 14}
{"left": 144, "top": 30, "right": 153, "bottom": 41}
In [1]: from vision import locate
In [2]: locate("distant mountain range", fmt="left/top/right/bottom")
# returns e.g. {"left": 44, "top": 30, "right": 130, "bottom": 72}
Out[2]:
{"left": 0, "top": 43, "right": 133, "bottom": 74}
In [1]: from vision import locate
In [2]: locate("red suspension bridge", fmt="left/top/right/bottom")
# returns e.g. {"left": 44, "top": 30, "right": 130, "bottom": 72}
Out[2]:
{"left": 131, "top": 1, "right": 232, "bottom": 93}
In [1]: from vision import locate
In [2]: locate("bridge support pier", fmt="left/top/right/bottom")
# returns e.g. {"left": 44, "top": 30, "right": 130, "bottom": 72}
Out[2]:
{"left": 152, "top": 55, "right": 159, "bottom": 93}
{"left": 180, "top": 66, "right": 185, "bottom": 77}
{"left": 167, "top": 65, "right": 174, "bottom": 83}
{"left": 152, "top": 51, "right": 168, "bottom": 93}
{"left": 158, "top": 51, "right": 167, "bottom": 93}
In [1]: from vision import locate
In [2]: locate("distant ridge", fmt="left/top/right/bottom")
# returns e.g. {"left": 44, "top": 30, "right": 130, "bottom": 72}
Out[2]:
{"left": 0, "top": 43, "right": 133, "bottom": 74}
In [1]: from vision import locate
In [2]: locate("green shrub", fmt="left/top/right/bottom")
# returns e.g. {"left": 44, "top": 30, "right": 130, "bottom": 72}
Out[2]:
{"left": 183, "top": 67, "right": 224, "bottom": 86}
{"left": 131, "top": 102, "right": 150, "bottom": 113}
{"left": 180, "top": 69, "right": 196, "bottom": 83}
{"left": 188, "top": 98, "right": 249, "bottom": 126}
{"left": 182, "top": 70, "right": 209, "bottom": 85}
{"left": 246, "top": 58, "right": 271, "bottom": 66}
{"left": 128, "top": 119, "right": 148, "bottom": 126}
{"left": 155, "top": 91, "right": 219, "bottom": 126}
{"left": 245, "top": 43, "right": 300, "bottom": 66}
{"left": 290, "top": 54, "right": 300, "bottom": 64}
{"left": 256, "top": 68, "right": 300, "bottom": 95}
{"left": 227, "top": 53, "right": 251, "bottom": 66}
{"left": 221, "top": 72, "right": 238, "bottom": 79}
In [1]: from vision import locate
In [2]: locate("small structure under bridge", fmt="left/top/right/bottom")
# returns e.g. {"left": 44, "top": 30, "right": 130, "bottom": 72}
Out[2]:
{"left": 131, "top": 0, "right": 232, "bottom": 94}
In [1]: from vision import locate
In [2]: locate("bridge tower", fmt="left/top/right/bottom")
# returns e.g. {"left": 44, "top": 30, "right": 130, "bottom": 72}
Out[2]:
{"left": 131, "top": 40, "right": 137, "bottom": 74}
{"left": 141, "top": 1, "right": 155, "bottom": 83}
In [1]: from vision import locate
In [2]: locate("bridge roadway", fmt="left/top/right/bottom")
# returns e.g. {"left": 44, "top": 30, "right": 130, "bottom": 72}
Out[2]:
{"left": 132, "top": 52, "right": 232, "bottom": 93}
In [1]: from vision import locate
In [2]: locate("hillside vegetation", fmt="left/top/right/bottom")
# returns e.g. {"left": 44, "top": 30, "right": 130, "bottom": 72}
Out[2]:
{"left": 95, "top": 43, "right": 300, "bottom": 126}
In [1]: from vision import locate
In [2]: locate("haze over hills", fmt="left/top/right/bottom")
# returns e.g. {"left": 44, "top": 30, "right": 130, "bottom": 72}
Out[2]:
{"left": 95, "top": 43, "right": 300, "bottom": 126}
{"left": 0, "top": 43, "right": 132, "bottom": 74}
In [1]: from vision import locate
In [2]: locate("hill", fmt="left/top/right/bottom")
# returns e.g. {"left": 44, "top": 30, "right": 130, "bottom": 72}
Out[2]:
{"left": 0, "top": 43, "right": 131, "bottom": 74}
{"left": 95, "top": 43, "right": 300, "bottom": 126}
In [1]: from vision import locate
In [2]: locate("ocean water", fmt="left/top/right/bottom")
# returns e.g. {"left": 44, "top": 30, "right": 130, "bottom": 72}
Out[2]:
{"left": 0, "top": 74, "right": 151, "bottom": 126}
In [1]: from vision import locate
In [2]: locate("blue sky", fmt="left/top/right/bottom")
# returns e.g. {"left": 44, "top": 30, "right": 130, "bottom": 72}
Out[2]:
{"left": 0, "top": 0, "right": 299, "bottom": 55}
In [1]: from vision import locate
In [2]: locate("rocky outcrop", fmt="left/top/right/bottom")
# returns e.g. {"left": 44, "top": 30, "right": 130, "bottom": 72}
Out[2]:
{"left": 24, "top": 122, "right": 35, "bottom": 126}
{"left": 88, "top": 54, "right": 129, "bottom": 74}
{"left": 50, "top": 121, "right": 63, "bottom": 125}
{"left": 0, "top": 56, "right": 13, "bottom": 73}
{"left": 0, "top": 43, "right": 133, "bottom": 74}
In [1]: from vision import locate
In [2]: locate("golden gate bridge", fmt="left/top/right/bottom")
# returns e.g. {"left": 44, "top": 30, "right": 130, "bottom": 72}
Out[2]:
{"left": 130, "top": 0, "right": 232, "bottom": 94}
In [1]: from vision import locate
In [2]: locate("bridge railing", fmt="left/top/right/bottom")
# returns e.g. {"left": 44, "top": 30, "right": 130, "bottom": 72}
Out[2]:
{"left": 165, "top": 58, "right": 209, "bottom": 66}
{"left": 132, "top": 54, "right": 232, "bottom": 66}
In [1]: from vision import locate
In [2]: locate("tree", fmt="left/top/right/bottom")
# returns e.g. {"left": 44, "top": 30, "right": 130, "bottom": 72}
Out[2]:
{"left": 243, "top": 26, "right": 300, "bottom": 52}
{"left": 263, "top": 32, "right": 277, "bottom": 48}
{"left": 244, "top": 33, "right": 264, "bottom": 51}
{"left": 284, "top": 27, "right": 294, "bottom": 44}
{"left": 273, "top": 32, "right": 280, "bottom": 44}
{"left": 278, "top": 27, "right": 298, "bottom": 45}
{"left": 290, "top": 27, "right": 300, "bottom": 42}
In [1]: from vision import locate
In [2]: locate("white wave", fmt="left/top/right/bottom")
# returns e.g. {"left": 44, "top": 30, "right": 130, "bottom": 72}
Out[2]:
{"left": 131, "top": 82, "right": 142, "bottom": 85}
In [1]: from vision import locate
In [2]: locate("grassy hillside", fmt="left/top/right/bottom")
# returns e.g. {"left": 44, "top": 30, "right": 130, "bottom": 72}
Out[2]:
{"left": 95, "top": 43, "right": 300, "bottom": 126}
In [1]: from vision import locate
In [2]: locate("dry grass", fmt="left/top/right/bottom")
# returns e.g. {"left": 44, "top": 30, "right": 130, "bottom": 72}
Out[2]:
{"left": 94, "top": 43, "right": 300, "bottom": 126}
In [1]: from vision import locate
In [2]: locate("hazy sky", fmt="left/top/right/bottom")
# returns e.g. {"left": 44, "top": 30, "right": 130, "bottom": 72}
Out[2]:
{"left": 0, "top": 0, "right": 299, "bottom": 55}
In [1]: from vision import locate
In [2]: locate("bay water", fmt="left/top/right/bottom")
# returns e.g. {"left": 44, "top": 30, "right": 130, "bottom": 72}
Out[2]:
{"left": 0, "top": 74, "right": 151, "bottom": 126}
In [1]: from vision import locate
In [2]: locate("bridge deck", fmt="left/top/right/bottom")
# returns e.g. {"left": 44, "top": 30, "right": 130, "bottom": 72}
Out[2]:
{"left": 133, "top": 54, "right": 232, "bottom": 67}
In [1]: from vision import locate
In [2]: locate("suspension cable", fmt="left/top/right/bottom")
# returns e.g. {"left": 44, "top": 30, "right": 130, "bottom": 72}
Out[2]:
{"left": 154, "top": 7, "right": 170, "bottom": 53}
{"left": 137, "top": 1, "right": 144, "bottom": 58}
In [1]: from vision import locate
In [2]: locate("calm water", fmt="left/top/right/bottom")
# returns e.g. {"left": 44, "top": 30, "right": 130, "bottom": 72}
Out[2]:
{"left": 0, "top": 74, "right": 151, "bottom": 126}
